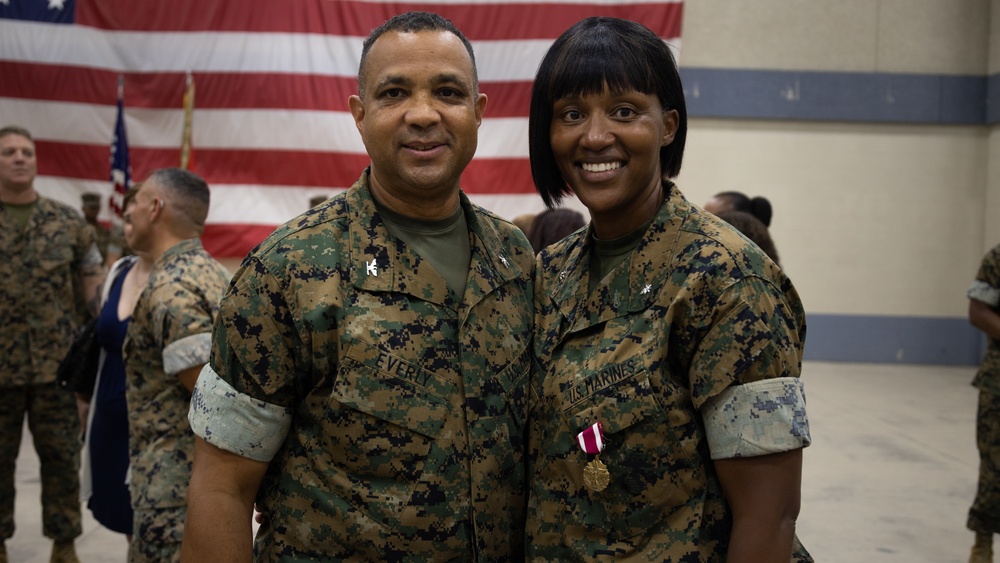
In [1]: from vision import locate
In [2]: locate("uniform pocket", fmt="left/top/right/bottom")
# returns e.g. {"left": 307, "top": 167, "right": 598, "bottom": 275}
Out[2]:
{"left": 36, "top": 238, "right": 73, "bottom": 273}
{"left": 566, "top": 367, "right": 703, "bottom": 541}
{"left": 321, "top": 342, "right": 453, "bottom": 527}
{"left": 499, "top": 345, "right": 531, "bottom": 429}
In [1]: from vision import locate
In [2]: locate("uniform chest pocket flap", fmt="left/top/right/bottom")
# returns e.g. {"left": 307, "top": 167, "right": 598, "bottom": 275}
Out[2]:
{"left": 564, "top": 366, "right": 681, "bottom": 541}
{"left": 36, "top": 240, "right": 73, "bottom": 272}
{"left": 565, "top": 366, "right": 664, "bottom": 449}
{"left": 334, "top": 351, "right": 451, "bottom": 440}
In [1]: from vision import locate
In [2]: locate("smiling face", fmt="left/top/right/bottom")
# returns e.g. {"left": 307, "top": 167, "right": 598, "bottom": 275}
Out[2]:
{"left": 550, "top": 86, "right": 678, "bottom": 239}
{"left": 0, "top": 132, "right": 38, "bottom": 196}
{"left": 349, "top": 29, "right": 486, "bottom": 215}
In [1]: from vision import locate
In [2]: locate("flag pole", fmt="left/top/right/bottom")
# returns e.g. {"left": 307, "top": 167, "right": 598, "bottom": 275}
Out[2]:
{"left": 180, "top": 71, "right": 195, "bottom": 170}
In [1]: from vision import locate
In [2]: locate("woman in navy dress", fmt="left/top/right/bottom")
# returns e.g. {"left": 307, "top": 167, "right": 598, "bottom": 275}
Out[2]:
{"left": 80, "top": 190, "right": 152, "bottom": 539}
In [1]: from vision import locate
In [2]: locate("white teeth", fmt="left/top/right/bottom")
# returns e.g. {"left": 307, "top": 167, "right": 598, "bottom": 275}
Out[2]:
{"left": 581, "top": 162, "right": 621, "bottom": 172}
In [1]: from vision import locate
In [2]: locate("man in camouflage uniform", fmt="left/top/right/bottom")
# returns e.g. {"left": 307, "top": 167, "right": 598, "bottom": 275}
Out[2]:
{"left": 0, "top": 126, "right": 104, "bottom": 563}
{"left": 122, "top": 168, "right": 229, "bottom": 562}
{"left": 80, "top": 192, "right": 110, "bottom": 260}
{"left": 966, "top": 241, "right": 1000, "bottom": 563}
{"left": 181, "top": 12, "right": 533, "bottom": 561}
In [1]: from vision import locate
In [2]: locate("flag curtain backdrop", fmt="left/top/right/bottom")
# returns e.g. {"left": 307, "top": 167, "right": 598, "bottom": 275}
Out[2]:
{"left": 0, "top": 0, "right": 683, "bottom": 259}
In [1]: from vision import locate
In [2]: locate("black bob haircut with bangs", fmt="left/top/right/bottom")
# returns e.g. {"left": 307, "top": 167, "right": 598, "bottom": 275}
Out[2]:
{"left": 528, "top": 17, "right": 688, "bottom": 208}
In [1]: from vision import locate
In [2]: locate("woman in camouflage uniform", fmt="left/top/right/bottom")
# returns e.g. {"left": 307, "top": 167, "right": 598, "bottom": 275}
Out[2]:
{"left": 525, "top": 17, "right": 812, "bottom": 561}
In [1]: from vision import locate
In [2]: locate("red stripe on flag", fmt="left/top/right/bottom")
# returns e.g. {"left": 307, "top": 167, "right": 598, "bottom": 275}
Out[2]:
{"left": 35, "top": 140, "right": 535, "bottom": 195}
{"left": 77, "top": 0, "right": 683, "bottom": 41}
{"left": 202, "top": 223, "right": 278, "bottom": 260}
{"left": 1, "top": 61, "right": 536, "bottom": 118}
{"left": 7, "top": 0, "right": 682, "bottom": 256}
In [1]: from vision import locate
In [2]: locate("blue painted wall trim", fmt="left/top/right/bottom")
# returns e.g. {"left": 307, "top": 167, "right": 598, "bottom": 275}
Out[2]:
{"left": 804, "top": 313, "right": 983, "bottom": 365}
{"left": 679, "top": 67, "right": 993, "bottom": 125}
{"left": 988, "top": 73, "right": 1000, "bottom": 124}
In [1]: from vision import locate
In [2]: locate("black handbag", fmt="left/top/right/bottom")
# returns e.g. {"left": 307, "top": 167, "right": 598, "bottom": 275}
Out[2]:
{"left": 57, "top": 316, "right": 101, "bottom": 396}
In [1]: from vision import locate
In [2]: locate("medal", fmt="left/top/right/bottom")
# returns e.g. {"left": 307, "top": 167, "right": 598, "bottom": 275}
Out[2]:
{"left": 577, "top": 421, "right": 610, "bottom": 492}
{"left": 583, "top": 458, "right": 610, "bottom": 492}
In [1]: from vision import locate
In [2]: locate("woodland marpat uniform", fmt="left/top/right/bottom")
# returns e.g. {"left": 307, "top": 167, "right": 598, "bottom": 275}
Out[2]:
{"left": 0, "top": 196, "right": 100, "bottom": 544}
{"left": 124, "top": 238, "right": 229, "bottom": 561}
{"left": 969, "top": 243, "right": 1000, "bottom": 396}
{"left": 527, "top": 184, "right": 812, "bottom": 561}
{"left": 967, "top": 242, "right": 1000, "bottom": 535}
{"left": 0, "top": 197, "right": 99, "bottom": 387}
{"left": 190, "top": 171, "right": 534, "bottom": 561}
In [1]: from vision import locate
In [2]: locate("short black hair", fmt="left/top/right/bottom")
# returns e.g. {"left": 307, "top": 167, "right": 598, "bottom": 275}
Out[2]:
{"left": 529, "top": 17, "right": 688, "bottom": 208}
{"left": 357, "top": 11, "right": 478, "bottom": 100}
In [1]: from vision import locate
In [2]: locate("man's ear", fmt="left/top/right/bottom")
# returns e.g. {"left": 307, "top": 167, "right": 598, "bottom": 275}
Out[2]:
{"left": 349, "top": 95, "right": 366, "bottom": 134}
{"left": 474, "top": 93, "right": 487, "bottom": 127}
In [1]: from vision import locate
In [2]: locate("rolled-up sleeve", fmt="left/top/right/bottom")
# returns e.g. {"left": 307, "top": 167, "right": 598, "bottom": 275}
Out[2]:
{"left": 189, "top": 364, "right": 293, "bottom": 462}
{"left": 163, "top": 333, "right": 212, "bottom": 376}
{"left": 702, "top": 377, "right": 811, "bottom": 460}
{"left": 969, "top": 280, "right": 1000, "bottom": 307}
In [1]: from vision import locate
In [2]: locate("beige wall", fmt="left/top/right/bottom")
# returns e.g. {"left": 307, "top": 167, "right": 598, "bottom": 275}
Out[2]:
{"left": 678, "top": 0, "right": 995, "bottom": 320}
{"left": 991, "top": 0, "right": 1000, "bottom": 74}
{"left": 988, "top": 0, "right": 1000, "bottom": 249}
{"left": 680, "top": 120, "right": 987, "bottom": 317}
{"left": 681, "top": 0, "right": 989, "bottom": 74}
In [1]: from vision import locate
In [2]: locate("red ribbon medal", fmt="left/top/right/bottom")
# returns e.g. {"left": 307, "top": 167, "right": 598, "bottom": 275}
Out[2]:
{"left": 577, "top": 421, "right": 610, "bottom": 492}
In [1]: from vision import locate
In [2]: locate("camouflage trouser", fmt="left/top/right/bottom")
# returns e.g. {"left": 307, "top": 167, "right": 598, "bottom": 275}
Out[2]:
{"left": 128, "top": 505, "right": 186, "bottom": 563}
{"left": 0, "top": 383, "right": 82, "bottom": 541}
{"left": 969, "top": 389, "right": 1000, "bottom": 533}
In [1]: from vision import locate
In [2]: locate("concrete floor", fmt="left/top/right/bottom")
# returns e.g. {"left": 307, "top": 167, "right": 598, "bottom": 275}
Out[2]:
{"left": 4, "top": 361, "right": 986, "bottom": 562}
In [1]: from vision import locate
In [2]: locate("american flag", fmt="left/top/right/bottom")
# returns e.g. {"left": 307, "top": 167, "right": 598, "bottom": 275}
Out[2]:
{"left": 107, "top": 76, "right": 131, "bottom": 217}
{"left": 0, "top": 0, "right": 683, "bottom": 258}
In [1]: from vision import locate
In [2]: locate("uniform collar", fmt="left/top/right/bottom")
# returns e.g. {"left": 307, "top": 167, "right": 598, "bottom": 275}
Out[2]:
{"left": 549, "top": 182, "right": 692, "bottom": 334}
{"left": 346, "top": 169, "right": 523, "bottom": 308}
{"left": 154, "top": 238, "right": 204, "bottom": 269}
{"left": 0, "top": 195, "right": 52, "bottom": 230}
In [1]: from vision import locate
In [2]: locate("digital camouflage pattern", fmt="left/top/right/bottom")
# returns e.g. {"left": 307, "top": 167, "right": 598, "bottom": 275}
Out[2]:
{"left": 0, "top": 196, "right": 97, "bottom": 544}
{"left": 969, "top": 390, "right": 1000, "bottom": 533}
{"left": 123, "top": 238, "right": 229, "bottom": 555}
{"left": 967, "top": 242, "right": 1000, "bottom": 534}
{"left": 201, "top": 171, "right": 533, "bottom": 561}
{"left": 89, "top": 221, "right": 111, "bottom": 261}
{"left": 0, "top": 197, "right": 100, "bottom": 387}
{"left": 0, "top": 384, "right": 81, "bottom": 541}
{"left": 527, "top": 183, "right": 812, "bottom": 561}
{"left": 129, "top": 506, "right": 186, "bottom": 563}
{"left": 969, "top": 242, "right": 1000, "bottom": 395}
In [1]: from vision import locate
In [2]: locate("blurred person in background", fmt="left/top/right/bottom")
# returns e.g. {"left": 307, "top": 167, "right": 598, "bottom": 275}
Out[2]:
{"left": 704, "top": 190, "right": 773, "bottom": 228}
{"left": 0, "top": 125, "right": 104, "bottom": 563}
{"left": 527, "top": 207, "right": 586, "bottom": 254}
{"left": 79, "top": 188, "right": 151, "bottom": 548}
{"left": 966, "top": 241, "right": 1000, "bottom": 563}
{"left": 122, "top": 168, "right": 229, "bottom": 562}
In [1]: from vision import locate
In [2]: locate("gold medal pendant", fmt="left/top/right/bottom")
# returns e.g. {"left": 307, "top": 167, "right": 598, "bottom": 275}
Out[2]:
{"left": 582, "top": 457, "right": 610, "bottom": 492}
